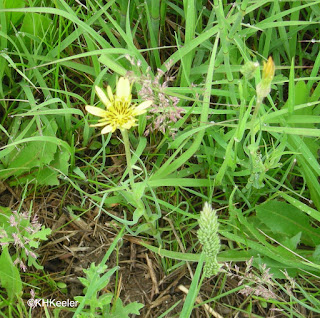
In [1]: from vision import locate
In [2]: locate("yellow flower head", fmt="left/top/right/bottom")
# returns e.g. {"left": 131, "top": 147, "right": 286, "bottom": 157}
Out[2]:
{"left": 85, "top": 77, "right": 152, "bottom": 134}
{"left": 256, "top": 56, "right": 275, "bottom": 100}
{"left": 262, "top": 56, "right": 275, "bottom": 83}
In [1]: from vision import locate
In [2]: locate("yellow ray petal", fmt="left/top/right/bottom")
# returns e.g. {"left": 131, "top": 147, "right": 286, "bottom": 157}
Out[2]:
{"left": 101, "top": 125, "right": 114, "bottom": 134}
{"left": 116, "top": 77, "right": 131, "bottom": 98}
{"left": 90, "top": 122, "right": 108, "bottom": 127}
{"left": 95, "top": 86, "right": 110, "bottom": 107}
{"left": 134, "top": 100, "right": 152, "bottom": 115}
{"left": 107, "top": 85, "right": 114, "bottom": 102}
{"left": 85, "top": 105, "right": 108, "bottom": 117}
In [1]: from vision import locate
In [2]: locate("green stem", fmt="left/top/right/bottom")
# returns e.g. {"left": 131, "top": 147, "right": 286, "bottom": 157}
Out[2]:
{"left": 121, "top": 129, "right": 134, "bottom": 189}
{"left": 121, "top": 130, "right": 158, "bottom": 238}
{"left": 250, "top": 97, "right": 262, "bottom": 145}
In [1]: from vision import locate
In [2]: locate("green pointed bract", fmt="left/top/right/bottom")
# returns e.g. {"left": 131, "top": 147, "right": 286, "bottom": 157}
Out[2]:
{"left": 197, "top": 202, "right": 221, "bottom": 277}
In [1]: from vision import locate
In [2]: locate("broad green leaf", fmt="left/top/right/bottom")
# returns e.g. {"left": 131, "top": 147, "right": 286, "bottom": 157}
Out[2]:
{"left": 35, "top": 149, "right": 70, "bottom": 186}
{"left": 280, "top": 192, "right": 320, "bottom": 223}
{"left": 254, "top": 254, "right": 298, "bottom": 279}
{"left": 110, "top": 298, "right": 144, "bottom": 317}
{"left": 0, "top": 247, "right": 22, "bottom": 300}
{"left": 0, "top": 119, "right": 72, "bottom": 185}
{"left": 256, "top": 201, "right": 320, "bottom": 246}
{"left": 20, "top": 13, "right": 52, "bottom": 39}
{"left": 0, "top": 206, "right": 11, "bottom": 224}
{"left": 32, "top": 226, "right": 51, "bottom": 241}
{"left": 282, "top": 232, "right": 302, "bottom": 250}
{"left": 3, "top": 0, "right": 25, "bottom": 32}
{"left": 220, "top": 230, "right": 319, "bottom": 273}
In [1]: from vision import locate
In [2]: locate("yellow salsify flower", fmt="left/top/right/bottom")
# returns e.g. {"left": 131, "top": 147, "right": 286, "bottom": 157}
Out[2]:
{"left": 256, "top": 56, "right": 275, "bottom": 100}
{"left": 262, "top": 56, "right": 275, "bottom": 83}
{"left": 85, "top": 77, "right": 153, "bottom": 134}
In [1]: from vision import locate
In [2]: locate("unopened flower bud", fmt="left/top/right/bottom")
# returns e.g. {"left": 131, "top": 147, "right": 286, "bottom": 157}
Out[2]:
{"left": 256, "top": 56, "right": 275, "bottom": 100}
{"left": 262, "top": 56, "right": 275, "bottom": 83}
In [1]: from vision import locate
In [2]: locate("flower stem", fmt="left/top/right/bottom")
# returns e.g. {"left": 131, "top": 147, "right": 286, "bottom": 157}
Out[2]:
{"left": 120, "top": 129, "right": 158, "bottom": 237}
{"left": 121, "top": 129, "right": 135, "bottom": 189}
{"left": 250, "top": 98, "right": 262, "bottom": 144}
